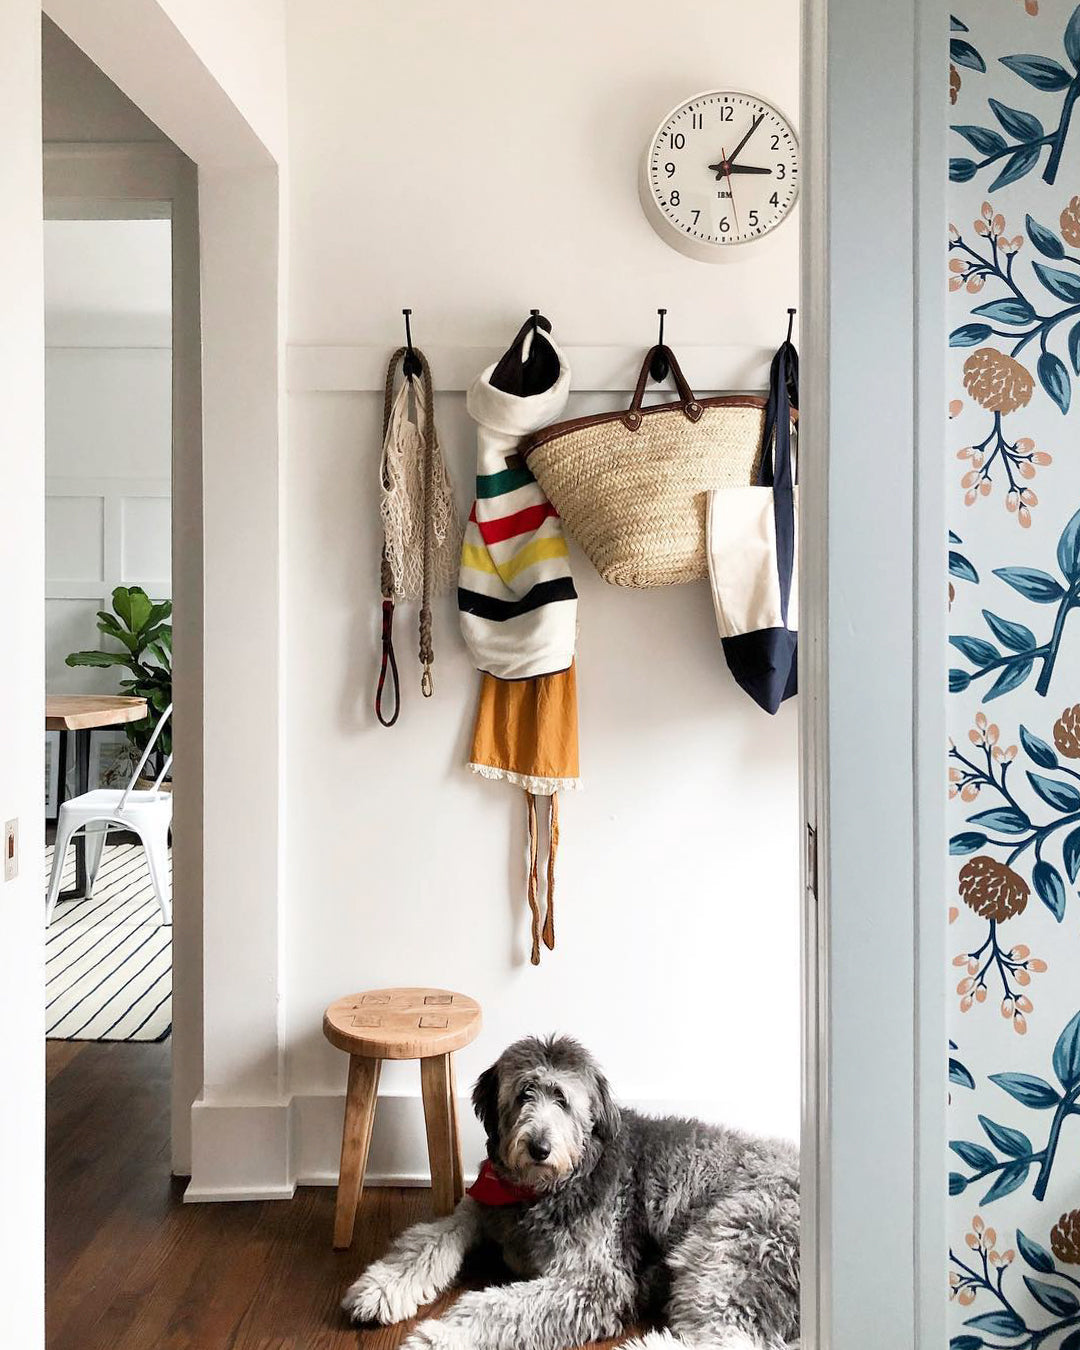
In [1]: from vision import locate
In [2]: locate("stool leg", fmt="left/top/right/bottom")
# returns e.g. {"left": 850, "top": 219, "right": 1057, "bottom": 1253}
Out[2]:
{"left": 448, "top": 1054, "right": 464, "bottom": 1204}
{"left": 334, "top": 1055, "right": 381, "bottom": 1250}
{"left": 420, "top": 1054, "right": 456, "bottom": 1217}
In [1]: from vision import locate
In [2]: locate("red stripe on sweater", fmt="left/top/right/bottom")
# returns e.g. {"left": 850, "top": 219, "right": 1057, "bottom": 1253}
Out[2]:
{"left": 469, "top": 501, "right": 558, "bottom": 544}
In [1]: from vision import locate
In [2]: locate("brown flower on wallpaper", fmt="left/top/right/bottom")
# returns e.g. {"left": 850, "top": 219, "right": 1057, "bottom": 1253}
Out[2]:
{"left": 1053, "top": 705, "right": 1080, "bottom": 759}
{"left": 958, "top": 856, "right": 1030, "bottom": 922}
{"left": 1051, "top": 1211, "right": 1080, "bottom": 1265}
{"left": 951, "top": 64, "right": 962, "bottom": 106}
{"left": 1060, "top": 196, "right": 1080, "bottom": 249}
{"left": 962, "top": 349, "right": 1035, "bottom": 415}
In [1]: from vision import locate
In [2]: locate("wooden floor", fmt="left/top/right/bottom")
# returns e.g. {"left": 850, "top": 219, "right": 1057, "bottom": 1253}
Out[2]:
{"left": 47, "top": 1040, "right": 627, "bottom": 1350}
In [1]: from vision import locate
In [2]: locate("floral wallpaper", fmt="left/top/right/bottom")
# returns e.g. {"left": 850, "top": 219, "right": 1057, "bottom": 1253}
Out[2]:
{"left": 948, "top": 3, "right": 1080, "bottom": 1346}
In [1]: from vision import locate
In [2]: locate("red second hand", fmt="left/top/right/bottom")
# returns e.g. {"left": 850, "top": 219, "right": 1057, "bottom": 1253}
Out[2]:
{"left": 721, "top": 147, "right": 740, "bottom": 236}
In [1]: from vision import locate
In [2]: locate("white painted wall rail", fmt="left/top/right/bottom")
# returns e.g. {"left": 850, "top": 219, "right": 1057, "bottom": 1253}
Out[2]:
{"left": 286, "top": 343, "right": 775, "bottom": 395}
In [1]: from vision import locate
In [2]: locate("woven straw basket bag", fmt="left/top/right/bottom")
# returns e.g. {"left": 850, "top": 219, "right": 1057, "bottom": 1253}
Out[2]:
{"left": 521, "top": 345, "right": 767, "bottom": 588}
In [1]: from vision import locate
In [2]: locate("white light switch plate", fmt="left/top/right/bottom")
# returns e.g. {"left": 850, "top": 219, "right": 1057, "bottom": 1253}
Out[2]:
{"left": 4, "top": 820, "right": 17, "bottom": 882}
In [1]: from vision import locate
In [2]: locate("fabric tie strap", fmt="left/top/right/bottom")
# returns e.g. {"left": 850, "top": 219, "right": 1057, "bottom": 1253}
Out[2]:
{"left": 466, "top": 1159, "right": 537, "bottom": 1206}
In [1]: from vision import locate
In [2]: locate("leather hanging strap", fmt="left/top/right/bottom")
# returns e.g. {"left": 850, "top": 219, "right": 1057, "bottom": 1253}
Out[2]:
{"left": 525, "top": 789, "right": 559, "bottom": 964}
{"left": 526, "top": 791, "right": 542, "bottom": 965}
{"left": 542, "top": 791, "right": 558, "bottom": 952}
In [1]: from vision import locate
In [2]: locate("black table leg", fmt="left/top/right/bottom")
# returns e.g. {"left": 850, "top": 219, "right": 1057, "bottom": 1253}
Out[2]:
{"left": 58, "top": 728, "right": 92, "bottom": 901}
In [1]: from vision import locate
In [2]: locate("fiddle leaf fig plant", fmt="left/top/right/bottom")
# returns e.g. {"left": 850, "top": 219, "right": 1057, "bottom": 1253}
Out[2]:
{"left": 66, "top": 585, "right": 172, "bottom": 771}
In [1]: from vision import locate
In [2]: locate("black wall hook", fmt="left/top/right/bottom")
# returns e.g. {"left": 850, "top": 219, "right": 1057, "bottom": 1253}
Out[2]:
{"left": 650, "top": 309, "right": 670, "bottom": 383}
{"left": 785, "top": 307, "right": 796, "bottom": 345}
{"left": 402, "top": 308, "right": 422, "bottom": 378}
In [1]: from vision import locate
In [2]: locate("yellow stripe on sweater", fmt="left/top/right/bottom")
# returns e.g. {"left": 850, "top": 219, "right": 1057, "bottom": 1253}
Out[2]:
{"left": 461, "top": 535, "right": 569, "bottom": 584}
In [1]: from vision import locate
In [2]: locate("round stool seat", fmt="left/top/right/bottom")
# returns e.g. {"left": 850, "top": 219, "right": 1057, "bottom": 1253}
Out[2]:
{"left": 323, "top": 987, "right": 482, "bottom": 1061}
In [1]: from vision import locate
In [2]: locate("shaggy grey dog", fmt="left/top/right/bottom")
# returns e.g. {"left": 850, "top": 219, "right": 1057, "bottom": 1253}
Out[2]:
{"left": 343, "top": 1035, "right": 799, "bottom": 1350}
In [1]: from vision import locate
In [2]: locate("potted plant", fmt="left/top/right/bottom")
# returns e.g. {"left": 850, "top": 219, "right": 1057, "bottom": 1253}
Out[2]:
{"left": 66, "top": 586, "right": 173, "bottom": 785}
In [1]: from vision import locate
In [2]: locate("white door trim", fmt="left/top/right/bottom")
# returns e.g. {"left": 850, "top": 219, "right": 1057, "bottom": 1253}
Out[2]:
{"left": 800, "top": 0, "right": 947, "bottom": 1345}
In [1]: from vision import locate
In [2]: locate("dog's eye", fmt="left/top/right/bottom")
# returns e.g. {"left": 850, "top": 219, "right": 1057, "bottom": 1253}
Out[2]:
{"left": 552, "top": 1089, "right": 567, "bottom": 1109}
{"left": 516, "top": 1086, "right": 533, "bottom": 1106}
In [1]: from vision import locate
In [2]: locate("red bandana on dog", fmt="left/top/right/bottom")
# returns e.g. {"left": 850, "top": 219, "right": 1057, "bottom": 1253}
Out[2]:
{"left": 466, "top": 1160, "right": 536, "bottom": 1206}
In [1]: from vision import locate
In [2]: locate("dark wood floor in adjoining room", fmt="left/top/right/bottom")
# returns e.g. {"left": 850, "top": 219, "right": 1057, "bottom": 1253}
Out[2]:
{"left": 47, "top": 1041, "right": 628, "bottom": 1350}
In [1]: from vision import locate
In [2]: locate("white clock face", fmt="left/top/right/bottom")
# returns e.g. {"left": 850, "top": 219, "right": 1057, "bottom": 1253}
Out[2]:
{"left": 642, "top": 92, "right": 799, "bottom": 257}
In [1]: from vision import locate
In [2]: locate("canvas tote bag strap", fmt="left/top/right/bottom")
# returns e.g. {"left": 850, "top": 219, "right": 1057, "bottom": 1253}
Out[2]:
{"left": 623, "top": 345, "right": 705, "bottom": 430}
{"left": 756, "top": 339, "right": 798, "bottom": 627}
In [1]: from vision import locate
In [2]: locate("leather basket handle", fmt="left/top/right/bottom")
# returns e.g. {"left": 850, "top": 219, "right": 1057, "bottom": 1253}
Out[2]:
{"left": 624, "top": 345, "right": 703, "bottom": 430}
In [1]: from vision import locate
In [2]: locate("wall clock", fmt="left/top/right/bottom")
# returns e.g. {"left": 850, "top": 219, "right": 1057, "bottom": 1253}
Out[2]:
{"left": 639, "top": 91, "right": 799, "bottom": 263}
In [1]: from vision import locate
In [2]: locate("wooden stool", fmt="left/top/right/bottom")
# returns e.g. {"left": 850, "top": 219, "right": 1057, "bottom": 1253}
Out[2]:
{"left": 322, "top": 986, "right": 482, "bottom": 1249}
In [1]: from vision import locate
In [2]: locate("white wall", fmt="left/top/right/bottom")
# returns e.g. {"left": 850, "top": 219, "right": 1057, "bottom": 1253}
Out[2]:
{"left": 0, "top": 0, "right": 44, "bottom": 1342}
{"left": 284, "top": 0, "right": 802, "bottom": 1182}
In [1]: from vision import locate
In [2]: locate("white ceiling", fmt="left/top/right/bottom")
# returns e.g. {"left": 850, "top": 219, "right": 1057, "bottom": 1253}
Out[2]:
{"left": 44, "top": 218, "right": 172, "bottom": 348}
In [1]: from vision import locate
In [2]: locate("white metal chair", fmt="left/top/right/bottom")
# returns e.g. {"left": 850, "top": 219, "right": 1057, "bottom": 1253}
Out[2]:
{"left": 45, "top": 703, "right": 173, "bottom": 926}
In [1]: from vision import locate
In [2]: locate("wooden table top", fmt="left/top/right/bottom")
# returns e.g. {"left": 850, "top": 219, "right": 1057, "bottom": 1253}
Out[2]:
{"left": 323, "top": 988, "right": 482, "bottom": 1060}
{"left": 46, "top": 695, "right": 148, "bottom": 732}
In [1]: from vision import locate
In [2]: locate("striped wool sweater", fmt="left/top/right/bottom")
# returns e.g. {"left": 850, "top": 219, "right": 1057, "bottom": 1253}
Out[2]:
{"left": 459, "top": 342, "right": 576, "bottom": 680}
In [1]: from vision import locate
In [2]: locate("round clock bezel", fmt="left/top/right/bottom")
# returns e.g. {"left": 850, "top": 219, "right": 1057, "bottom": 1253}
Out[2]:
{"left": 638, "top": 90, "right": 799, "bottom": 264}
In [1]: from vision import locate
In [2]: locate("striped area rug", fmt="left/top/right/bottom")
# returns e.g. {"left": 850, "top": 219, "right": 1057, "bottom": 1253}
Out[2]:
{"left": 45, "top": 841, "right": 172, "bottom": 1043}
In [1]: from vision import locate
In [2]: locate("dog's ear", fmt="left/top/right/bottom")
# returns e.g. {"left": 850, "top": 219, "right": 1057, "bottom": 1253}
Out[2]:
{"left": 591, "top": 1069, "right": 621, "bottom": 1143}
{"left": 472, "top": 1062, "right": 501, "bottom": 1143}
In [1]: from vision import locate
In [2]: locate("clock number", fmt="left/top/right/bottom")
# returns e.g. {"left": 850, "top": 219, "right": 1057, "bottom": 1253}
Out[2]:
{"left": 769, "top": 191, "right": 780, "bottom": 207}
{"left": 691, "top": 209, "right": 701, "bottom": 224}
{"left": 771, "top": 134, "right": 780, "bottom": 150}
{"left": 664, "top": 162, "right": 676, "bottom": 177}
{"left": 719, "top": 217, "right": 730, "bottom": 234}
{"left": 691, "top": 112, "right": 703, "bottom": 129}
{"left": 719, "top": 105, "right": 733, "bottom": 122}
{"left": 776, "top": 163, "right": 786, "bottom": 180}
{"left": 669, "top": 190, "right": 680, "bottom": 206}
{"left": 669, "top": 132, "right": 685, "bottom": 149}
{"left": 749, "top": 209, "right": 759, "bottom": 228}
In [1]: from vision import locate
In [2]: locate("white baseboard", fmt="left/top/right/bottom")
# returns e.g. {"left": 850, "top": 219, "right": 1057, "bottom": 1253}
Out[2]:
{"left": 184, "top": 1090, "right": 792, "bottom": 1203}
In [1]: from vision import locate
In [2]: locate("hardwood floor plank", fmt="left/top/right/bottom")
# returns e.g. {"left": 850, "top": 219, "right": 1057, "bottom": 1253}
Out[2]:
{"left": 46, "top": 1041, "right": 632, "bottom": 1350}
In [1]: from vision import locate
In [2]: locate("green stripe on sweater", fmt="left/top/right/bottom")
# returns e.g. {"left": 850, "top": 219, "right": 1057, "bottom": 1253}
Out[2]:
{"left": 476, "top": 465, "right": 535, "bottom": 498}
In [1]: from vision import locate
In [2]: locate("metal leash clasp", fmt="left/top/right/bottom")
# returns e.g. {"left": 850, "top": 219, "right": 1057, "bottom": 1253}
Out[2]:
{"left": 421, "top": 664, "right": 433, "bottom": 698}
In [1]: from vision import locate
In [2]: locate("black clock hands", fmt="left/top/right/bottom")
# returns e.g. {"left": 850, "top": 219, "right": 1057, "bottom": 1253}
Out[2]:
{"left": 708, "top": 113, "right": 764, "bottom": 179}
{"left": 726, "top": 165, "right": 773, "bottom": 175}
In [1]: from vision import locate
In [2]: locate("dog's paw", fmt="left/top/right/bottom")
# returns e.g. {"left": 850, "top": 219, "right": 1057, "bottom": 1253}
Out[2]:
{"left": 341, "top": 1262, "right": 424, "bottom": 1325}
{"left": 400, "top": 1318, "right": 471, "bottom": 1350}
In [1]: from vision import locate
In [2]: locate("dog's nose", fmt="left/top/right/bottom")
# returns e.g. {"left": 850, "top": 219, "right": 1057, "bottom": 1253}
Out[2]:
{"left": 527, "top": 1137, "right": 551, "bottom": 1163}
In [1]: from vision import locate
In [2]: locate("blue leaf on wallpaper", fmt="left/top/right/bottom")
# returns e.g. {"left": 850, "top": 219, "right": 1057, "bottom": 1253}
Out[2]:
{"left": 984, "top": 610, "right": 1037, "bottom": 651}
{"left": 1002, "top": 54, "right": 1075, "bottom": 91}
{"left": 949, "top": 1171, "right": 969, "bottom": 1195}
{"left": 985, "top": 657, "right": 1034, "bottom": 700}
{"left": 1020, "top": 724, "right": 1059, "bottom": 768}
{"left": 993, "top": 566, "right": 1066, "bottom": 602}
{"left": 1017, "top": 1229, "right": 1057, "bottom": 1274}
{"left": 1053, "top": 1009, "right": 1080, "bottom": 1090}
{"left": 951, "top": 634, "right": 1001, "bottom": 664}
{"left": 968, "top": 806, "right": 1030, "bottom": 834}
{"left": 972, "top": 297, "right": 1036, "bottom": 325}
{"left": 1034, "top": 262, "right": 1080, "bottom": 303}
{"left": 989, "top": 144, "right": 1041, "bottom": 192}
{"left": 950, "top": 550, "right": 980, "bottom": 583}
{"left": 951, "top": 668, "right": 973, "bottom": 692}
{"left": 951, "top": 16, "right": 969, "bottom": 32}
{"left": 951, "top": 1139, "right": 997, "bottom": 1168}
{"left": 951, "top": 831, "right": 989, "bottom": 854}
{"left": 951, "top": 322, "right": 993, "bottom": 345}
{"left": 952, "top": 39, "right": 987, "bottom": 73}
{"left": 1069, "top": 320, "right": 1080, "bottom": 375}
{"left": 1066, "top": 3, "right": 1080, "bottom": 69}
{"left": 1024, "top": 1277, "right": 1080, "bottom": 1318}
{"left": 966, "top": 1310, "right": 1027, "bottom": 1338}
{"left": 979, "top": 1114, "right": 1032, "bottom": 1157}
{"left": 953, "top": 124, "right": 1008, "bottom": 156}
{"left": 1056, "top": 507, "right": 1080, "bottom": 581}
{"left": 951, "top": 158, "right": 979, "bottom": 184}
{"left": 1026, "top": 213, "right": 1067, "bottom": 259}
{"left": 950, "top": 530, "right": 962, "bottom": 544}
{"left": 1034, "top": 860, "right": 1068, "bottom": 922}
{"left": 988, "top": 98, "right": 1044, "bottom": 140}
{"left": 1027, "top": 771, "right": 1080, "bottom": 812}
{"left": 1062, "top": 1330, "right": 1080, "bottom": 1350}
{"left": 980, "top": 1159, "right": 1030, "bottom": 1204}
{"left": 1039, "top": 351, "right": 1072, "bottom": 414}
{"left": 950, "top": 1057, "right": 976, "bottom": 1090}
{"left": 989, "top": 1071, "right": 1062, "bottom": 1108}
{"left": 1063, "top": 825, "right": 1080, "bottom": 882}
{"left": 950, "top": 1339, "right": 983, "bottom": 1350}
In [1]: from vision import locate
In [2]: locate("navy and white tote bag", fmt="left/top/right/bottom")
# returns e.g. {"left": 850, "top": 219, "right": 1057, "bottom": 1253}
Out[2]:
{"left": 706, "top": 338, "right": 798, "bottom": 714}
